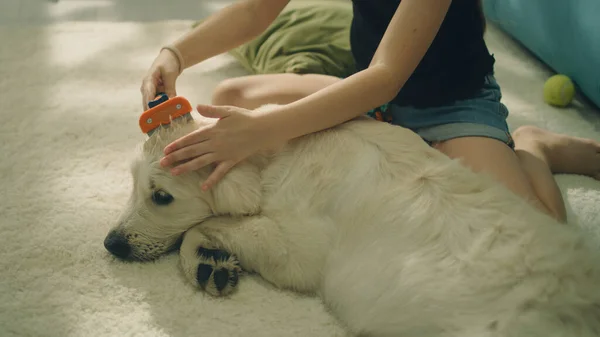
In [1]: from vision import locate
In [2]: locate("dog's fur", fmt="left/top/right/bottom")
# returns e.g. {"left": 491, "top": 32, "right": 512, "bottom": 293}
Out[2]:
{"left": 107, "top": 104, "right": 600, "bottom": 336}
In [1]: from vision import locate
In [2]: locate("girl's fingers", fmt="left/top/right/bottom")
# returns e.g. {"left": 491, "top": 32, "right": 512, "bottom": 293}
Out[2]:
{"left": 164, "top": 126, "right": 211, "bottom": 155}
{"left": 161, "top": 70, "right": 178, "bottom": 99}
{"left": 196, "top": 104, "right": 232, "bottom": 119}
{"left": 202, "top": 161, "right": 235, "bottom": 191}
{"left": 170, "top": 153, "right": 218, "bottom": 176}
{"left": 141, "top": 79, "right": 156, "bottom": 110}
{"left": 161, "top": 141, "right": 212, "bottom": 167}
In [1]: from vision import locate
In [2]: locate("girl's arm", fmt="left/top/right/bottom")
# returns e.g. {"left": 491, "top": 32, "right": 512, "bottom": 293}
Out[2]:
{"left": 160, "top": 0, "right": 453, "bottom": 189}
{"left": 171, "top": 0, "right": 290, "bottom": 70}
{"left": 261, "top": 0, "right": 452, "bottom": 143}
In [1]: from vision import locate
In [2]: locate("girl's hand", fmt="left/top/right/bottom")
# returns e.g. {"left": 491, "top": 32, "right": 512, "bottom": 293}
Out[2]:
{"left": 160, "top": 104, "right": 276, "bottom": 191}
{"left": 140, "top": 49, "right": 181, "bottom": 110}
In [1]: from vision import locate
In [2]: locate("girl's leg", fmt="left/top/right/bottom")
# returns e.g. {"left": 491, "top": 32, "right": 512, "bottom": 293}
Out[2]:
{"left": 512, "top": 125, "right": 600, "bottom": 180}
{"left": 211, "top": 73, "right": 341, "bottom": 109}
{"left": 433, "top": 136, "right": 559, "bottom": 219}
{"left": 211, "top": 74, "right": 600, "bottom": 223}
{"left": 433, "top": 127, "right": 600, "bottom": 223}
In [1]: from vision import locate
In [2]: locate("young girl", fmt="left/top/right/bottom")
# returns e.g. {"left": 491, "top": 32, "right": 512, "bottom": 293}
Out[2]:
{"left": 141, "top": 0, "right": 600, "bottom": 223}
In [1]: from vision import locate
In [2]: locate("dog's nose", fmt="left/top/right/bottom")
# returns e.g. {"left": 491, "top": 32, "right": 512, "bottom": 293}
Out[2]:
{"left": 104, "top": 231, "right": 131, "bottom": 259}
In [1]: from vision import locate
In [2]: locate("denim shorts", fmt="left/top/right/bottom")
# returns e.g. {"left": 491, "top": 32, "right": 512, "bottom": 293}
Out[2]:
{"left": 367, "top": 74, "right": 514, "bottom": 149}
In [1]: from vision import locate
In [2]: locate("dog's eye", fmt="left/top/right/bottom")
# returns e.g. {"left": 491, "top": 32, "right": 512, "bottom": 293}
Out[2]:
{"left": 151, "top": 189, "right": 174, "bottom": 206}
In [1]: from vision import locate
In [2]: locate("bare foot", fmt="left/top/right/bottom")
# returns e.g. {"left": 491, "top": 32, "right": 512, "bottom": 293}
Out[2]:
{"left": 513, "top": 125, "right": 600, "bottom": 180}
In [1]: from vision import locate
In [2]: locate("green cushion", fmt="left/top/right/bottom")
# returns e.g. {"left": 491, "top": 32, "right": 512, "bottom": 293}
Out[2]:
{"left": 225, "top": 1, "right": 356, "bottom": 78}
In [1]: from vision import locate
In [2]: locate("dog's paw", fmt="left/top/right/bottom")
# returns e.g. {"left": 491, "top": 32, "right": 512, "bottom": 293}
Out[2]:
{"left": 195, "top": 247, "right": 241, "bottom": 297}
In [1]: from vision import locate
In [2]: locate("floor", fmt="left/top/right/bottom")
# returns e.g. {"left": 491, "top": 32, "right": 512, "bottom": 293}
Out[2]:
{"left": 0, "top": 0, "right": 347, "bottom": 25}
{"left": 2, "top": 2, "right": 600, "bottom": 337}
{"left": 0, "top": 0, "right": 236, "bottom": 24}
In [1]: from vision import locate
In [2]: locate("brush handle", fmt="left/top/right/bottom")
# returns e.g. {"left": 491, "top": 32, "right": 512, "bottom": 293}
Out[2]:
{"left": 148, "top": 92, "right": 169, "bottom": 109}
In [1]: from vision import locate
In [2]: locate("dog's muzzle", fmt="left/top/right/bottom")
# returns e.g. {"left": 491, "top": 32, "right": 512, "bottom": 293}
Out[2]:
{"left": 104, "top": 230, "right": 131, "bottom": 259}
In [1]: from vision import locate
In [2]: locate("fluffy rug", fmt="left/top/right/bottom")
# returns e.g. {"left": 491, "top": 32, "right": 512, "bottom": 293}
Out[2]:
{"left": 1, "top": 21, "right": 599, "bottom": 337}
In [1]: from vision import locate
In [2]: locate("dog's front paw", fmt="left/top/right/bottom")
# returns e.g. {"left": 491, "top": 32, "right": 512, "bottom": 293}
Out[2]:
{"left": 180, "top": 228, "right": 242, "bottom": 297}
{"left": 195, "top": 247, "right": 241, "bottom": 297}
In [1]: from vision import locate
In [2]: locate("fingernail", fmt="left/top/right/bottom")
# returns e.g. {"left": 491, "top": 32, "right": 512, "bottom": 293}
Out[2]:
{"left": 201, "top": 184, "right": 209, "bottom": 191}
{"left": 160, "top": 158, "right": 168, "bottom": 167}
{"left": 171, "top": 168, "right": 180, "bottom": 176}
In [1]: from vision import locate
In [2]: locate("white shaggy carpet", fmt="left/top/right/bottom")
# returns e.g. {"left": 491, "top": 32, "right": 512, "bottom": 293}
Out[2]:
{"left": 1, "top": 21, "right": 599, "bottom": 337}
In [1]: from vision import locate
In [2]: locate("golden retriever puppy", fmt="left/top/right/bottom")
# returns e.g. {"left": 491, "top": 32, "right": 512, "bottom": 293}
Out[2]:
{"left": 105, "top": 104, "right": 600, "bottom": 337}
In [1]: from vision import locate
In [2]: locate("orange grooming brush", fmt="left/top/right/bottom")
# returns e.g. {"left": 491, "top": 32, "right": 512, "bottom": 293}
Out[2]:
{"left": 139, "top": 93, "right": 193, "bottom": 136}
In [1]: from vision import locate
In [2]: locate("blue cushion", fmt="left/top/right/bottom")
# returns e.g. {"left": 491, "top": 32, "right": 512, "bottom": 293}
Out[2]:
{"left": 483, "top": 0, "right": 600, "bottom": 108}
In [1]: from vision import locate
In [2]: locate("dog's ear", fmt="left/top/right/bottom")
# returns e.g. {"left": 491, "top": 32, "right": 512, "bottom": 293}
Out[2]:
{"left": 211, "top": 163, "right": 261, "bottom": 216}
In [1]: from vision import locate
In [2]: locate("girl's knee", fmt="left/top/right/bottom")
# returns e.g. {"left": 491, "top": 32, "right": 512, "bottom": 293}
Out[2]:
{"left": 211, "top": 73, "right": 335, "bottom": 109}
{"left": 212, "top": 78, "right": 248, "bottom": 107}
{"left": 431, "top": 136, "right": 566, "bottom": 221}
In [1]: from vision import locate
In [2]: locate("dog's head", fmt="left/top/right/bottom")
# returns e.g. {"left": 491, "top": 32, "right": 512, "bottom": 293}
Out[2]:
{"left": 104, "top": 117, "right": 262, "bottom": 261}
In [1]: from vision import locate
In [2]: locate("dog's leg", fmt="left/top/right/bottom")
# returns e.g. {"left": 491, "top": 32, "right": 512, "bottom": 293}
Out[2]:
{"left": 181, "top": 214, "right": 322, "bottom": 295}
{"left": 179, "top": 225, "right": 242, "bottom": 297}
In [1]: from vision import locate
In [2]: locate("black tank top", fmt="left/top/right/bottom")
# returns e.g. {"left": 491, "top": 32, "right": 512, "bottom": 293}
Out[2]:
{"left": 350, "top": 0, "right": 496, "bottom": 108}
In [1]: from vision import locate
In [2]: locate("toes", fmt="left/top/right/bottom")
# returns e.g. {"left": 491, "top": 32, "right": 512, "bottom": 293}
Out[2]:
{"left": 196, "top": 263, "right": 238, "bottom": 292}
{"left": 196, "top": 263, "right": 214, "bottom": 288}
{"left": 194, "top": 247, "right": 241, "bottom": 296}
{"left": 213, "top": 268, "right": 230, "bottom": 292}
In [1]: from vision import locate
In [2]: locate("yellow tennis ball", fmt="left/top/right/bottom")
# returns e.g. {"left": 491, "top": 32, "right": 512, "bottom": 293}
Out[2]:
{"left": 543, "top": 74, "right": 575, "bottom": 107}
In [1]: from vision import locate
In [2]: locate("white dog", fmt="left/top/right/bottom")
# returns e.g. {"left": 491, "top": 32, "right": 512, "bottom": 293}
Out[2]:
{"left": 105, "top": 104, "right": 600, "bottom": 337}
